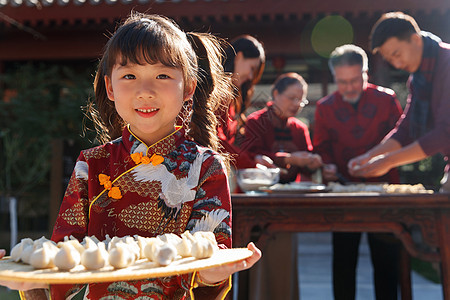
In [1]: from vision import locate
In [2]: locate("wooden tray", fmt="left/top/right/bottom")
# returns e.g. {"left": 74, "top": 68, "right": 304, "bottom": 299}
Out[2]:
{"left": 0, "top": 248, "right": 252, "bottom": 284}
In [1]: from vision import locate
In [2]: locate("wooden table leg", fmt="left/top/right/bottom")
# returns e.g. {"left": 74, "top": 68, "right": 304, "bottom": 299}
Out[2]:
{"left": 438, "top": 211, "right": 450, "bottom": 299}
{"left": 399, "top": 246, "right": 412, "bottom": 300}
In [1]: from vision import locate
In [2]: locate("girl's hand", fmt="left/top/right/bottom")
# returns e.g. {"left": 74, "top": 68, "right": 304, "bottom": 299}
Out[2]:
{"left": 0, "top": 280, "right": 48, "bottom": 291}
{"left": 197, "top": 242, "right": 262, "bottom": 285}
{"left": 0, "top": 249, "right": 49, "bottom": 291}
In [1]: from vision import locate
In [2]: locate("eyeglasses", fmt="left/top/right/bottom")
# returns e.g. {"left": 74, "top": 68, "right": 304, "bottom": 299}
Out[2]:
{"left": 335, "top": 74, "right": 364, "bottom": 87}
{"left": 284, "top": 95, "right": 309, "bottom": 107}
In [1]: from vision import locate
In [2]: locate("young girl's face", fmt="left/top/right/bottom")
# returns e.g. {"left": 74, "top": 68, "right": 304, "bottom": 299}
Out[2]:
{"left": 105, "top": 61, "right": 194, "bottom": 146}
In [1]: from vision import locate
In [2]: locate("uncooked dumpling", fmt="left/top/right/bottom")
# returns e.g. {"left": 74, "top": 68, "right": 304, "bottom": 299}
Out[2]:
{"left": 54, "top": 242, "right": 81, "bottom": 271}
{"left": 81, "top": 242, "right": 109, "bottom": 270}
{"left": 20, "top": 243, "right": 35, "bottom": 264}
{"left": 109, "top": 242, "right": 135, "bottom": 269}
{"left": 153, "top": 243, "right": 177, "bottom": 266}
{"left": 143, "top": 237, "right": 161, "bottom": 262}
{"left": 175, "top": 231, "right": 196, "bottom": 257}
{"left": 30, "top": 241, "right": 58, "bottom": 269}
{"left": 193, "top": 231, "right": 217, "bottom": 247}
{"left": 10, "top": 238, "right": 33, "bottom": 262}
{"left": 58, "top": 239, "right": 84, "bottom": 255}
{"left": 191, "top": 237, "right": 217, "bottom": 259}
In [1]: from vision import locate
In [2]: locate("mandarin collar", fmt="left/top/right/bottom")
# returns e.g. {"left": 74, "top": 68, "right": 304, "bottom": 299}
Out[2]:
{"left": 122, "top": 125, "right": 185, "bottom": 157}
{"left": 267, "top": 102, "right": 289, "bottom": 127}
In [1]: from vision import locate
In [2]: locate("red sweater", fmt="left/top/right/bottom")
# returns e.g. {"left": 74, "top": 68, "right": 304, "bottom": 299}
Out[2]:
{"left": 313, "top": 83, "right": 403, "bottom": 183}
{"left": 242, "top": 103, "right": 313, "bottom": 182}
{"left": 218, "top": 105, "right": 257, "bottom": 169}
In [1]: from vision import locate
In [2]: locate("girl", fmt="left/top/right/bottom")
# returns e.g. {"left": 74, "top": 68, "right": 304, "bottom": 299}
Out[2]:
{"left": 5, "top": 12, "right": 261, "bottom": 300}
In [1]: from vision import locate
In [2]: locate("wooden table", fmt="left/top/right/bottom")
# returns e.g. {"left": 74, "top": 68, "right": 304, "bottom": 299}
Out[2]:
{"left": 231, "top": 192, "right": 450, "bottom": 299}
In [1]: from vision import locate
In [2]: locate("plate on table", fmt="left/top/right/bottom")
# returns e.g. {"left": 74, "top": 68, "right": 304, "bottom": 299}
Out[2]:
{"left": 261, "top": 182, "right": 329, "bottom": 194}
{"left": 0, "top": 248, "right": 252, "bottom": 284}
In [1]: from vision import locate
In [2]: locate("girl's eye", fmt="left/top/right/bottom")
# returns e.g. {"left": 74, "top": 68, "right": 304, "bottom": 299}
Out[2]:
{"left": 157, "top": 74, "right": 170, "bottom": 79}
{"left": 124, "top": 74, "right": 135, "bottom": 80}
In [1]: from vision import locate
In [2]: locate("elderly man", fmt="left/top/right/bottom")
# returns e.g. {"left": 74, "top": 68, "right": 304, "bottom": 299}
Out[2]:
{"left": 348, "top": 11, "right": 450, "bottom": 192}
{"left": 313, "top": 44, "right": 403, "bottom": 300}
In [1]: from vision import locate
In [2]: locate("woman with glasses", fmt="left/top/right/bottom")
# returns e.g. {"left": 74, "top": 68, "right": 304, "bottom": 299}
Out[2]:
{"left": 242, "top": 72, "right": 322, "bottom": 183}
{"left": 242, "top": 72, "right": 322, "bottom": 300}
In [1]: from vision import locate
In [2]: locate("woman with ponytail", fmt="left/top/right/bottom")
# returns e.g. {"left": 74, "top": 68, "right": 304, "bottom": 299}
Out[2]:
{"left": 219, "top": 35, "right": 273, "bottom": 172}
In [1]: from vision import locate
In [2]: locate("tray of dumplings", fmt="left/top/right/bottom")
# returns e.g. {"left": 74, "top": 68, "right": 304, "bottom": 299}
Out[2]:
{"left": 327, "top": 182, "right": 434, "bottom": 194}
{"left": 0, "top": 231, "right": 252, "bottom": 284}
{"left": 261, "top": 182, "right": 329, "bottom": 194}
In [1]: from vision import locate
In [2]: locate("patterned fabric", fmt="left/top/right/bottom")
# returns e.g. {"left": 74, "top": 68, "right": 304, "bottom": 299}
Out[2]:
{"left": 409, "top": 31, "right": 441, "bottom": 139}
{"left": 218, "top": 105, "right": 257, "bottom": 169}
{"left": 313, "top": 83, "right": 403, "bottom": 183}
{"left": 51, "top": 126, "right": 232, "bottom": 299}
{"left": 242, "top": 103, "right": 313, "bottom": 182}
{"left": 388, "top": 41, "right": 450, "bottom": 165}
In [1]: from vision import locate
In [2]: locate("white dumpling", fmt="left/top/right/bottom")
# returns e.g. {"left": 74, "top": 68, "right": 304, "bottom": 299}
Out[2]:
{"left": 81, "top": 242, "right": 109, "bottom": 270}
{"left": 153, "top": 243, "right": 177, "bottom": 266}
{"left": 29, "top": 241, "right": 58, "bottom": 269}
{"left": 109, "top": 242, "right": 135, "bottom": 269}
{"left": 175, "top": 231, "right": 196, "bottom": 257}
{"left": 83, "top": 236, "right": 98, "bottom": 249}
{"left": 124, "top": 237, "right": 140, "bottom": 261}
{"left": 33, "top": 236, "right": 52, "bottom": 249}
{"left": 143, "top": 238, "right": 161, "bottom": 262}
{"left": 58, "top": 239, "right": 85, "bottom": 255}
{"left": 135, "top": 235, "right": 153, "bottom": 259}
{"left": 193, "top": 231, "right": 217, "bottom": 247}
{"left": 20, "top": 243, "right": 35, "bottom": 264}
{"left": 54, "top": 243, "right": 81, "bottom": 271}
{"left": 158, "top": 233, "right": 182, "bottom": 247}
{"left": 191, "top": 238, "right": 217, "bottom": 259}
{"left": 108, "top": 236, "right": 128, "bottom": 251}
{"left": 10, "top": 238, "right": 33, "bottom": 262}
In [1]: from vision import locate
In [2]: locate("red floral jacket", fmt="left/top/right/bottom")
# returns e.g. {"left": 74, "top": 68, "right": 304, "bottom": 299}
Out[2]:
{"left": 50, "top": 126, "right": 232, "bottom": 299}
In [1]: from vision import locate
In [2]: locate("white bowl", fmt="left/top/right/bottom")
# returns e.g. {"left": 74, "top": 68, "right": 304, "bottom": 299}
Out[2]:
{"left": 236, "top": 168, "right": 280, "bottom": 192}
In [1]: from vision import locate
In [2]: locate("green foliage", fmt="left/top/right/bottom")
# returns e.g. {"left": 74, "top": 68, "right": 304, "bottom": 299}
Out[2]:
{"left": 0, "top": 62, "right": 95, "bottom": 198}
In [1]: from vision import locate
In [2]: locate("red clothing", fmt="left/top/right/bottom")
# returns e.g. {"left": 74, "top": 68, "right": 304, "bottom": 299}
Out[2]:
{"left": 242, "top": 103, "right": 313, "bottom": 182}
{"left": 313, "top": 83, "right": 403, "bottom": 183}
{"left": 218, "top": 105, "right": 257, "bottom": 169}
{"left": 51, "top": 126, "right": 232, "bottom": 299}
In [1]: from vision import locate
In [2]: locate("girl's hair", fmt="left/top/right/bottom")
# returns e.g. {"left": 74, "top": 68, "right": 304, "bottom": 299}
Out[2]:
{"left": 223, "top": 35, "right": 266, "bottom": 114}
{"left": 89, "top": 12, "right": 233, "bottom": 155}
{"left": 271, "top": 72, "right": 308, "bottom": 99}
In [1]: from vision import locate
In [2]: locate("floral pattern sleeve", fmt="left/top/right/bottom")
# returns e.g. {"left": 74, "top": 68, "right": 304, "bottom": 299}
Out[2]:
{"left": 51, "top": 153, "right": 90, "bottom": 243}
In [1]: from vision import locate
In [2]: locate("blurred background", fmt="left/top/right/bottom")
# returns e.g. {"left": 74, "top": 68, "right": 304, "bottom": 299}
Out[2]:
{"left": 0, "top": 1, "right": 448, "bottom": 297}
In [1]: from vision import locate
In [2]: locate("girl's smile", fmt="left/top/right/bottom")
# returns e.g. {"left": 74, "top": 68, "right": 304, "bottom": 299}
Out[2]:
{"left": 136, "top": 107, "right": 159, "bottom": 117}
{"left": 104, "top": 61, "right": 194, "bottom": 146}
